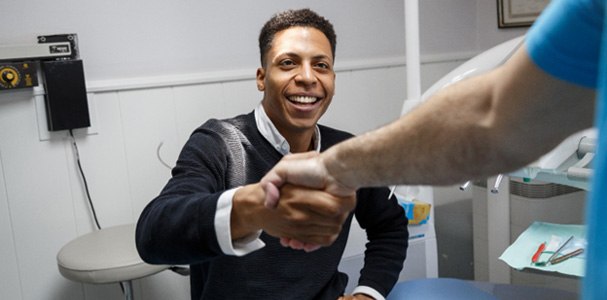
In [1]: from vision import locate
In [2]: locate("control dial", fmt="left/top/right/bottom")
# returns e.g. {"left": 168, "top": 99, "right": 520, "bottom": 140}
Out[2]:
{"left": 0, "top": 66, "right": 21, "bottom": 89}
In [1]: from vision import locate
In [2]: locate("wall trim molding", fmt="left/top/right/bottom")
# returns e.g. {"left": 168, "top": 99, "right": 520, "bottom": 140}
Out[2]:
{"left": 33, "top": 51, "right": 478, "bottom": 96}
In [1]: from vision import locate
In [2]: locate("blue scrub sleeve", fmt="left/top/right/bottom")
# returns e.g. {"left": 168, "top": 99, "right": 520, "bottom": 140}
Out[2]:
{"left": 526, "top": 0, "right": 603, "bottom": 88}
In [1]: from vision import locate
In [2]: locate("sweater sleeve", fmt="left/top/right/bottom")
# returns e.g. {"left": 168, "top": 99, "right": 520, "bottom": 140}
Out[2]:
{"left": 354, "top": 187, "right": 409, "bottom": 297}
{"left": 136, "top": 128, "right": 231, "bottom": 265}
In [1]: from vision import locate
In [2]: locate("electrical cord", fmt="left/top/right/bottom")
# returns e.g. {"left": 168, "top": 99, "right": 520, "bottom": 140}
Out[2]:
{"left": 156, "top": 141, "right": 173, "bottom": 170}
{"left": 68, "top": 130, "right": 149, "bottom": 295}
{"left": 68, "top": 129, "right": 102, "bottom": 230}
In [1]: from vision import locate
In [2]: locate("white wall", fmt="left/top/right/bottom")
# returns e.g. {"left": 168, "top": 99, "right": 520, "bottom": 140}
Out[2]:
{"left": 0, "top": 1, "right": 527, "bottom": 299}
{"left": 2, "top": 0, "right": 405, "bottom": 81}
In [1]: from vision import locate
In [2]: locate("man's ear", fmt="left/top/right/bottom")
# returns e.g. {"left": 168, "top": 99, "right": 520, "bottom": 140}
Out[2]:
{"left": 256, "top": 68, "right": 265, "bottom": 91}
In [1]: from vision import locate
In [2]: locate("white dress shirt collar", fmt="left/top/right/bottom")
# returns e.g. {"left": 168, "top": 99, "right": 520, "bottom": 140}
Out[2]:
{"left": 254, "top": 104, "right": 321, "bottom": 155}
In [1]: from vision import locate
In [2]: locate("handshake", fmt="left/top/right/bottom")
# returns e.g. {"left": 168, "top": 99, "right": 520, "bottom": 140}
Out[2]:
{"left": 259, "top": 151, "right": 359, "bottom": 252}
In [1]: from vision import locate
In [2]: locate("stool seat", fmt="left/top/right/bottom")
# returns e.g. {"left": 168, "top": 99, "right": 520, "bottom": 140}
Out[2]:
{"left": 57, "top": 224, "right": 168, "bottom": 284}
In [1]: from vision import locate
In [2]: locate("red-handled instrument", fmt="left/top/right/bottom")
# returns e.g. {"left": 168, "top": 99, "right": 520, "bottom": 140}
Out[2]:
{"left": 532, "top": 242, "right": 546, "bottom": 263}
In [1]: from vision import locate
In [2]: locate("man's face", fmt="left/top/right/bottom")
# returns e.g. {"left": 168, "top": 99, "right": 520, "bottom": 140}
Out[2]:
{"left": 257, "top": 26, "right": 335, "bottom": 138}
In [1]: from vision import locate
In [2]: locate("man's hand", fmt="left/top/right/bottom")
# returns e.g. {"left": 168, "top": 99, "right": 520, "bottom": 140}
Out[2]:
{"left": 267, "top": 184, "right": 356, "bottom": 248}
{"left": 232, "top": 182, "right": 356, "bottom": 250}
{"left": 260, "top": 151, "right": 357, "bottom": 251}
{"left": 261, "top": 151, "right": 356, "bottom": 208}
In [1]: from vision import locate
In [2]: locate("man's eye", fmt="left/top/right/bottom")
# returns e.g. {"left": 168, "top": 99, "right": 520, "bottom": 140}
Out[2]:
{"left": 280, "top": 60, "right": 295, "bottom": 66}
{"left": 316, "top": 63, "right": 329, "bottom": 69}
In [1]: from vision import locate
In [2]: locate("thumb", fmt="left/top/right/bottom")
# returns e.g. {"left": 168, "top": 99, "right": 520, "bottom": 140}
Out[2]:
{"left": 260, "top": 162, "right": 290, "bottom": 209}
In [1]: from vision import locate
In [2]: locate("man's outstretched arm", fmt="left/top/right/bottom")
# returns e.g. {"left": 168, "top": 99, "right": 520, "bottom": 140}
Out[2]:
{"left": 263, "top": 44, "right": 595, "bottom": 201}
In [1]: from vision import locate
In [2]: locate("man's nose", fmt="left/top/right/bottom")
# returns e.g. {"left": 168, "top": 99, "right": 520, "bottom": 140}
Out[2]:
{"left": 295, "top": 64, "right": 317, "bottom": 85}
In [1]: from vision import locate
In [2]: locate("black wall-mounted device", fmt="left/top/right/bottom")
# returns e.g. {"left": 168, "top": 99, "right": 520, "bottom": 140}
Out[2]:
{"left": 1, "top": 33, "right": 90, "bottom": 132}
{"left": 41, "top": 59, "right": 90, "bottom": 131}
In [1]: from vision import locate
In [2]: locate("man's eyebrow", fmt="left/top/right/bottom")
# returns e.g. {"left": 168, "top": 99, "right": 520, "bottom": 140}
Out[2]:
{"left": 276, "top": 52, "right": 299, "bottom": 58}
{"left": 312, "top": 54, "right": 332, "bottom": 61}
{"left": 275, "top": 52, "right": 331, "bottom": 60}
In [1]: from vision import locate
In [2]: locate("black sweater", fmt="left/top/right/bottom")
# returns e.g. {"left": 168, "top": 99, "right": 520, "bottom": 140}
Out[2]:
{"left": 136, "top": 111, "right": 408, "bottom": 300}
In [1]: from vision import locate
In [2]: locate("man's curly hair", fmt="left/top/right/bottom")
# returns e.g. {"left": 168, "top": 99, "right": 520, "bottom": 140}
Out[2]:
{"left": 258, "top": 8, "right": 337, "bottom": 67}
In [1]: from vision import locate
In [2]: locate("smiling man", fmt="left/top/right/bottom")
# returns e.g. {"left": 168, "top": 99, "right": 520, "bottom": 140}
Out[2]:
{"left": 136, "top": 9, "right": 407, "bottom": 300}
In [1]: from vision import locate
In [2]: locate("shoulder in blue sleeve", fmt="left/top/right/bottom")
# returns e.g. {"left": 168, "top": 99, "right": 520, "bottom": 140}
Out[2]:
{"left": 526, "top": 0, "right": 604, "bottom": 88}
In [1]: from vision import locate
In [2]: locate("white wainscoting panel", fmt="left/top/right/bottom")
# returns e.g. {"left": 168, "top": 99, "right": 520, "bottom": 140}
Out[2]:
{"left": 118, "top": 87, "right": 179, "bottom": 216}
{"left": 0, "top": 91, "right": 81, "bottom": 299}
{"left": 0, "top": 148, "right": 23, "bottom": 300}
{"left": 171, "top": 82, "right": 225, "bottom": 150}
{"left": 219, "top": 79, "right": 261, "bottom": 121}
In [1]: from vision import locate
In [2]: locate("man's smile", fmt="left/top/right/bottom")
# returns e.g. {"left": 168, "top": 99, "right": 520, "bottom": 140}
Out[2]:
{"left": 288, "top": 95, "right": 320, "bottom": 104}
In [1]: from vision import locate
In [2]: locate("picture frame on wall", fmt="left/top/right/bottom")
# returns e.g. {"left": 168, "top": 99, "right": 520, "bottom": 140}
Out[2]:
{"left": 497, "top": 0, "right": 550, "bottom": 28}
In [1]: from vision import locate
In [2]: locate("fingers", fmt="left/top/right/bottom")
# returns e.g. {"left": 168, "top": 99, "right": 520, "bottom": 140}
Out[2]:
{"left": 261, "top": 151, "right": 357, "bottom": 212}
{"left": 263, "top": 184, "right": 355, "bottom": 251}
{"left": 282, "top": 237, "right": 329, "bottom": 252}
{"left": 279, "top": 237, "right": 291, "bottom": 247}
{"left": 302, "top": 243, "right": 322, "bottom": 252}
{"left": 260, "top": 152, "right": 356, "bottom": 251}
{"left": 280, "top": 184, "right": 356, "bottom": 219}
{"left": 272, "top": 219, "right": 343, "bottom": 245}
{"left": 262, "top": 181, "right": 280, "bottom": 209}
{"left": 260, "top": 152, "right": 327, "bottom": 206}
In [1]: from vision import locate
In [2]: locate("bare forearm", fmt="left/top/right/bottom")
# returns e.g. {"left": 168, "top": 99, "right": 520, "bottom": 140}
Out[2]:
{"left": 322, "top": 79, "right": 501, "bottom": 187}
{"left": 322, "top": 46, "right": 595, "bottom": 189}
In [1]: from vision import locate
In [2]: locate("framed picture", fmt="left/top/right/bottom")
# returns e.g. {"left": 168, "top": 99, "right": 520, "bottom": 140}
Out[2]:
{"left": 497, "top": 0, "right": 550, "bottom": 28}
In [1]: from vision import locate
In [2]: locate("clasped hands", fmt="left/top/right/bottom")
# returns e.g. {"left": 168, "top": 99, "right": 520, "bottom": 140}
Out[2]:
{"left": 260, "top": 151, "right": 357, "bottom": 252}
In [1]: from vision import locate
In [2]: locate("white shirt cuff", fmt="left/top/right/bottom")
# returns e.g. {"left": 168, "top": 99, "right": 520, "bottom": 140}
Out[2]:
{"left": 214, "top": 187, "right": 265, "bottom": 256}
{"left": 353, "top": 286, "right": 385, "bottom": 300}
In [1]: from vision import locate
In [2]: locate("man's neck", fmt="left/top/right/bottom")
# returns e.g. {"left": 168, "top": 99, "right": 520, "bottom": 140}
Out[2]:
{"left": 283, "top": 129, "right": 315, "bottom": 153}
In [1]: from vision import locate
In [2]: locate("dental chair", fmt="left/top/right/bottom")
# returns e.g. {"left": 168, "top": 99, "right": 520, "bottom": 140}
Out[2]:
{"left": 386, "top": 278, "right": 577, "bottom": 300}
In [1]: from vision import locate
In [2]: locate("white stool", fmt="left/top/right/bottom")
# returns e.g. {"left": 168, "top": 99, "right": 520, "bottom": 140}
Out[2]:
{"left": 57, "top": 224, "right": 168, "bottom": 300}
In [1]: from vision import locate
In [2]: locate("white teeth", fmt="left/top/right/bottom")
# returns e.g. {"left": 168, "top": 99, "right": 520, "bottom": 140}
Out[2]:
{"left": 289, "top": 96, "right": 318, "bottom": 103}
